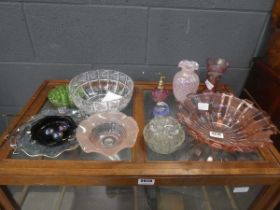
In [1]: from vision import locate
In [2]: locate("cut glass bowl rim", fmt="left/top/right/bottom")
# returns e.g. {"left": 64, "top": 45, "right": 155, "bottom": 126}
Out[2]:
{"left": 76, "top": 111, "right": 139, "bottom": 157}
{"left": 69, "top": 69, "right": 134, "bottom": 115}
{"left": 176, "top": 92, "right": 278, "bottom": 153}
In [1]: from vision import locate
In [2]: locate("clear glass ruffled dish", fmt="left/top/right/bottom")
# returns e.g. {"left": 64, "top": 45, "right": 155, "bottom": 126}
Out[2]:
{"left": 176, "top": 92, "right": 277, "bottom": 152}
{"left": 9, "top": 109, "right": 84, "bottom": 158}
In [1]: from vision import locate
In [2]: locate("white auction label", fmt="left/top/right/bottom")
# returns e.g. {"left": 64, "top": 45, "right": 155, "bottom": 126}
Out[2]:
{"left": 205, "top": 79, "right": 214, "bottom": 90}
{"left": 210, "top": 131, "right": 224, "bottom": 139}
{"left": 233, "top": 187, "right": 250, "bottom": 193}
{"left": 102, "top": 91, "right": 122, "bottom": 102}
{"left": 138, "top": 178, "right": 155, "bottom": 185}
{"left": 198, "top": 102, "right": 209, "bottom": 111}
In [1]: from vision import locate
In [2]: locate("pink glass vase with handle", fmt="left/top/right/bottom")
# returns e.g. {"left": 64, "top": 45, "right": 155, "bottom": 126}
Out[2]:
{"left": 204, "top": 58, "right": 229, "bottom": 92}
{"left": 173, "top": 60, "right": 200, "bottom": 103}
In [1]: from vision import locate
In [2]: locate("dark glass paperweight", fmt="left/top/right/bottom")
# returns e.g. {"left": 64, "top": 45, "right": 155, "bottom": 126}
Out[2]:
{"left": 31, "top": 116, "right": 76, "bottom": 147}
{"left": 9, "top": 110, "right": 83, "bottom": 158}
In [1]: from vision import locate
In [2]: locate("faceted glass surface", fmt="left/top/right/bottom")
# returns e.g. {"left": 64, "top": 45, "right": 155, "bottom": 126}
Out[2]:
{"left": 144, "top": 116, "right": 185, "bottom": 154}
{"left": 177, "top": 92, "right": 277, "bottom": 152}
{"left": 69, "top": 70, "right": 134, "bottom": 115}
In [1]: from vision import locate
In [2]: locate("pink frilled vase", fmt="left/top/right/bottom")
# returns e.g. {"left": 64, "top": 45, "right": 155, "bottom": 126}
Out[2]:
{"left": 173, "top": 60, "right": 200, "bottom": 103}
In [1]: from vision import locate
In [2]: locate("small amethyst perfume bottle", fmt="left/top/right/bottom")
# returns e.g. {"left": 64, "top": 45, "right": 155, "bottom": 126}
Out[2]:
{"left": 152, "top": 75, "right": 169, "bottom": 103}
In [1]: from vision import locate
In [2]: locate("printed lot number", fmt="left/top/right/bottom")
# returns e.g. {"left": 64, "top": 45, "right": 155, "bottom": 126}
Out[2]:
{"left": 138, "top": 178, "right": 155, "bottom": 185}
{"left": 198, "top": 102, "right": 209, "bottom": 111}
{"left": 210, "top": 131, "right": 224, "bottom": 139}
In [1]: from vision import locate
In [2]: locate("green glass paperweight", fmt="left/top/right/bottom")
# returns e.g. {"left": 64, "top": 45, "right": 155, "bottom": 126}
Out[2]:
{"left": 48, "top": 85, "right": 73, "bottom": 108}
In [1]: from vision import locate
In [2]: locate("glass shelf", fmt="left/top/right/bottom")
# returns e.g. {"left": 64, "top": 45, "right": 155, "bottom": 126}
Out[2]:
{"left": 10, "top": 99, "right": 133, "bottom": 161}
{"left": 1, "top": 81, "right": 279, "bottom": 210}
{"left": 144, "top": 91, "right": 262, "bottom": 161}
{"left": 7, "top": 184, "right": 264, "bottom": 210}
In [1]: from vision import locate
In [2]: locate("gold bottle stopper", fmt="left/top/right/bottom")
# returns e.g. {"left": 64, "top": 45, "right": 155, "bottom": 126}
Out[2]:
{"left": 157, "top": 75, "right": 165, "bottom": 89}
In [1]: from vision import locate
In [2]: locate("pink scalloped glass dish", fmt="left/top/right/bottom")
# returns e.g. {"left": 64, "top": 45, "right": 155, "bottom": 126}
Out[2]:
{"left": 177, "top": 92, "right": 277, "bottom": 152}
{"left": 76, "top": 111, "right": 139, "bottom": 157}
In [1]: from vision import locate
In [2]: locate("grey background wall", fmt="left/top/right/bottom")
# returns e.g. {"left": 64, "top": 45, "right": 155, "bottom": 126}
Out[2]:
{"left": 0, "top": 0, "right": 275, "bottom": 132}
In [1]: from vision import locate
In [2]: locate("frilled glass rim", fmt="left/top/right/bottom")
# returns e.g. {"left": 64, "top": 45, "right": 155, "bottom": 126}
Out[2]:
{"left": 76, "top": 111, "right": 139, "bottom": 157}
{"left": 9, "top": 109, "right": 83, "bottom": 158}
{"left": 176, "top": 92, "right": 277, "bottom": 152}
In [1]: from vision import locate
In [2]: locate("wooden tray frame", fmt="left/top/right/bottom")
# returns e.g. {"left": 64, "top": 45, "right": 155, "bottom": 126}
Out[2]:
{"left": 0, "top": 80, "right": 279, "bottom": 210}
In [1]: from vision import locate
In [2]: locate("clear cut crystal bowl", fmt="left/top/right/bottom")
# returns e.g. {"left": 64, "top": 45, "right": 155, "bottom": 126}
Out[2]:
{"left": 69, "top": 70, "right": 134, "bottom": 115}
{"left": 143, "top": 116, "right": 185, "bottom": 154}
{"left": 76, "top": 111, "right": 139, "bottom": 157}
{"left": 176, "top": 92, "right": 278, "bottom": 152}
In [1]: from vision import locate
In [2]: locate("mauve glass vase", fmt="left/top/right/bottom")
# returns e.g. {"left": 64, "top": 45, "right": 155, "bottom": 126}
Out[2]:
{"left": 204, "top": 58, "right": 229, "bottom": 92}
{"left": 173, "top": 60, "right": 200, "bottom": 103}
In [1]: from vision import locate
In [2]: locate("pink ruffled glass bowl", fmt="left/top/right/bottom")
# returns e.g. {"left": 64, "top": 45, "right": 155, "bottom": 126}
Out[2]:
{"left": 76, "top": 111, "right": 139, "bottom": 157}
{"left": 177, "top": 93, "right": 277, "bottom": 152}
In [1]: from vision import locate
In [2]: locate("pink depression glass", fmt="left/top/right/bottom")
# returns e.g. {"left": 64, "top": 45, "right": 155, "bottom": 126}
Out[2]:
{"left": 173, "top": 60, "right": 200, "bottom": 103}
{"left": 176, "top": 92, "right": 277, "bottom": 152}
{"left": 204, "top": 58, "right": 229, "bottom": 92}
{"left": 76, "top": 111, "right": 139, "bottom": 157}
